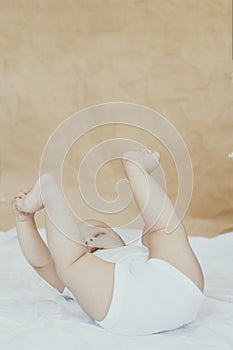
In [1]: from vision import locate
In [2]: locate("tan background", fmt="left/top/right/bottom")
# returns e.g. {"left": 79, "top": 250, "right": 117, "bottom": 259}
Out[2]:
{"left": 0, "top": 0, "right": 233, "bottom": 236}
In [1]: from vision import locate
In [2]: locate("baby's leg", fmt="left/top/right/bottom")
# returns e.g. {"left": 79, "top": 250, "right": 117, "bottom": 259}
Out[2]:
{"left": 122, "top": 150, "right": 204, "bottom": 292}
{"left": 17, "top": 174, "right": 115, "bottom": 321}
{"left": 16, "top": 176, "right": 87, "bottom": 267}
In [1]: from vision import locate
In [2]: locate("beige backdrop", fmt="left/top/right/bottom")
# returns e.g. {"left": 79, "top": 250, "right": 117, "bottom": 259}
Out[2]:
{"left": 0, "top": 0, "right": 233, "bottom": 236}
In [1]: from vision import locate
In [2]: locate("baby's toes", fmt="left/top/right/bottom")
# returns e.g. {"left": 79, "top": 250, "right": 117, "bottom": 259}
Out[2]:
{"left": 15, "top": 191, "right": 26, "bottom": 199}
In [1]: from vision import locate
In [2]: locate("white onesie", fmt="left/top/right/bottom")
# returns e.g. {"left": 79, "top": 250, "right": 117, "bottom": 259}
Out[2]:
{"left": 62, "top": 233, "right": 204, "bottom": 336}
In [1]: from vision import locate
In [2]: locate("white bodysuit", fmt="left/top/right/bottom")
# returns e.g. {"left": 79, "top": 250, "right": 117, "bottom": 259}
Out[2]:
{"left": 62, "top": 230, "right": 204, "bottom": 336}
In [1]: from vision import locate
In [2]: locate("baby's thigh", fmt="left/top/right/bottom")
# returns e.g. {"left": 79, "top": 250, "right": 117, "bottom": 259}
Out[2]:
{"left": 147, "top": 227, "right": 204, "bottom": 292}
{"left": 57, "top": 253, "right": 115, "bottom": 321}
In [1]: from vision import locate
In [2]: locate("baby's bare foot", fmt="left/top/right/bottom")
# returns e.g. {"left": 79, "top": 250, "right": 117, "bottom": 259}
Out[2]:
{"left": 15, "top": 179, "right": 44, "bottom": 213}
{"left": 122, "top": 149, "right": 160, "bottom": 173}
{"left": 12, "top": 190, "right": 35, "bottom": 222}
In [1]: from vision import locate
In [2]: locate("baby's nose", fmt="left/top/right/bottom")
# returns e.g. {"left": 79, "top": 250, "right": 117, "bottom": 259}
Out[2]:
{"left": 85, "top": 237, "right": 94, "bottom": 245}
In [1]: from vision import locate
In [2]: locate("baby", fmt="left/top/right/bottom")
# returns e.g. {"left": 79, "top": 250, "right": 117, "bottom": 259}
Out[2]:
{"left": 12, "top": 149, "right": 204, "bottom": 336}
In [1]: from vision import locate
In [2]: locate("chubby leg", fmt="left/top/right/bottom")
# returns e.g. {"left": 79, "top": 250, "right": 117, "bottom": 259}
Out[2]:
{"left": 16, "top": 175, "right": 115, "bottom": 321}
{"left": 122, "top": 150, "right": 204, "bottom": 292}
{"left": 13, "top": 189, "right": 65, "bottom": 292}
{"left": 16, "top": 175, "right": 87, "bottom": 266}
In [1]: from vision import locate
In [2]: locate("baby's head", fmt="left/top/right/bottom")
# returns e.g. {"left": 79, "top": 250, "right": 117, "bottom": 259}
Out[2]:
{"left": 83, "top": 220, "right": 126, "bottom": 253}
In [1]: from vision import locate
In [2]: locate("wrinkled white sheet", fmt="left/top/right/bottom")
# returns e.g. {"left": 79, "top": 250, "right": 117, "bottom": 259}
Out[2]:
{"left": 0, "top": 228, "right": 233, "bottom": 350}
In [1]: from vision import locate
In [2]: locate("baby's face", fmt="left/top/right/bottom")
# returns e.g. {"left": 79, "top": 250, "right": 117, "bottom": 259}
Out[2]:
{"left": 83, "top": 220, "right": 125, "bottom": 252}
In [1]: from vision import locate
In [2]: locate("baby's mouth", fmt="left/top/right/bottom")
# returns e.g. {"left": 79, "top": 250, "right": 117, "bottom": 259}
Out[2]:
{"left": 90, "top": 247, "right": 103, "bottom": 253}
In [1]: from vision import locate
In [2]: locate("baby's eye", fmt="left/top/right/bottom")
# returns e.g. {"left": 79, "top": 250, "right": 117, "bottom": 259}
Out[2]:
{"left": 94, "top": 232, "right": 105, "bottom": 238}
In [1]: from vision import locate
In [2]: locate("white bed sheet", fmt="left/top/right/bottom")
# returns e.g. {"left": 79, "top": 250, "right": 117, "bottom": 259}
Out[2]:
{"left": 0, "top": 228, "right": 233, "bottom": 350}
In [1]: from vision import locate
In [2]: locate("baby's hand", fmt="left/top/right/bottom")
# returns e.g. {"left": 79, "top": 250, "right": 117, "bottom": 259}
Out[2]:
{"left": 11, "top": 190, "right": 34, "bottom": 223}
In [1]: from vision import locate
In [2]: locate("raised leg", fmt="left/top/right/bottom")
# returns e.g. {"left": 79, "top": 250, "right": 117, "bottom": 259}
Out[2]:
{"left": 16, "top": 175, "right": 87, "bottom": 267}
{"left": 122, "top": 150, "right": 204, "bottom": 292}
{"left": 16, "top": 174, "right": 115, "bottom": 321}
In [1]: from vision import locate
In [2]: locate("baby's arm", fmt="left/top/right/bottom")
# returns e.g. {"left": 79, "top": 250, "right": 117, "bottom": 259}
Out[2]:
{"left": 12, "top": 190, "right": 65, "bottom": 292}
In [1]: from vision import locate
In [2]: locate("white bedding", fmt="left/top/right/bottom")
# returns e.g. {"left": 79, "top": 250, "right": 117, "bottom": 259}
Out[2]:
{"left": 0, "top": 228, "right": 233, "bottom": 350}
